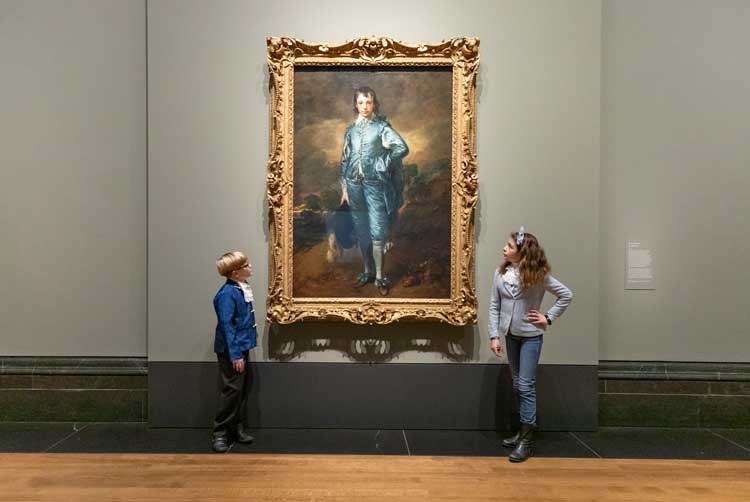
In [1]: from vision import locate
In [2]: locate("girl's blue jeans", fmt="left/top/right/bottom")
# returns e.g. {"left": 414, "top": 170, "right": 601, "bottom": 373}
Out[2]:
{"left": 505, "top": 334, "right": 543, "bottom": 425}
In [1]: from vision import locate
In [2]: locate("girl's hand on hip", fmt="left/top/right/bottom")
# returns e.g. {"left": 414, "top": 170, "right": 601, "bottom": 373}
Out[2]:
{"left": 527, "top": 310, "right": 548, "bottom": 328}
{"left": 490, "top": 337, "right": 503, "bottom": 356}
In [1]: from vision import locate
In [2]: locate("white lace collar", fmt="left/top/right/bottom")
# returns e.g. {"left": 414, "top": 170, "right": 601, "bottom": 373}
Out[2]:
{"left": 501, "top": 264, "right": 520, "bottom": 286}
{"left": 234, "top": 281, "right": 254, "bottom": 303}
{"left": 355, "top": 114, "right": 376, "bottom": 125}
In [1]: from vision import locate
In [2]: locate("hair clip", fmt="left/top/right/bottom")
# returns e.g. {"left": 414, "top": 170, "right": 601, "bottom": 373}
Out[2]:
{"left": 516, "top": 225, "right": 525, "bottom": 246}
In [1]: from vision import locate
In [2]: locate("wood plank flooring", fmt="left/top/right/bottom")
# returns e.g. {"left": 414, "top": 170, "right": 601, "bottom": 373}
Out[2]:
{"left": 1, "top": 454, "right": 749, "bottom": 502}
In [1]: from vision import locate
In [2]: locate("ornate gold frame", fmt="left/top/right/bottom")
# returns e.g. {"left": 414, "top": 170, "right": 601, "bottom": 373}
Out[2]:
{"left": 266, "top": 36, "right": 479, "bottom": 325}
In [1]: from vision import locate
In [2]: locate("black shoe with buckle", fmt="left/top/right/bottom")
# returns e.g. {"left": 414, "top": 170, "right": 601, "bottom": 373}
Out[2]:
{"left": 235, "top": 429, "right": 254, "bottom": 444}
{"left": 375, "top": 277, "right": 391, "bottom": 296}
{"left": 353, "top": 273, "right": 374, "bottom": 288}
{"left": 212, "top": 436, "right": 230, "bottom": 453}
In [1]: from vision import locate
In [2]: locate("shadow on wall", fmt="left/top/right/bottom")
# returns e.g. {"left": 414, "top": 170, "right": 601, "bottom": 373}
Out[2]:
{"left": 265, "top": 322, "right": 475, "bottom": 363}
{"left": 482, "top": 363, "right": 517, "bottom": 432}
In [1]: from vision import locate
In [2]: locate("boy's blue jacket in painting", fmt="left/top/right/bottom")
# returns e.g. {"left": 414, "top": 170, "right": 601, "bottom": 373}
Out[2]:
{"left": 213, "top": 280, "right": 257, "bottom": 361}
{"left": 340, "top": 116, "right": 409, "bottom": 215}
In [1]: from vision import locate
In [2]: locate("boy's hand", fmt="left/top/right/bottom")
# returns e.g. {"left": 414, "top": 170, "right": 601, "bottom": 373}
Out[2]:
{"left": 232, "top": 359, "right": 245, "bottom": 373}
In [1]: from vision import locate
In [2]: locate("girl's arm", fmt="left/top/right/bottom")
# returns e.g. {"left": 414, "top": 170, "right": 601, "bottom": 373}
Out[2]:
{"left": 543, "top": 275, "right": 573, "bottom": 323}
{"left": 488, "top": 269, "right": 501, "bottom": 340}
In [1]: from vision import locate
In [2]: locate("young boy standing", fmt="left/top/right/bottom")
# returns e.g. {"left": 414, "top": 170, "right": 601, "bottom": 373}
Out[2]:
{"left": 212, "top": 251, "right": 257, "bottom": 453}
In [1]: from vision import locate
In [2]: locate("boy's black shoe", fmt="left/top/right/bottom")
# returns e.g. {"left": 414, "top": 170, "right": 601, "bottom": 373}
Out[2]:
{"left": 212, "top": 436, "right": 230, "bottom": 453}
{"left": 375, "top": 277, "right": 391, "bottom": 296}
{"left": 353, "top": 273, "right": 375, "bottom": 288}
{"left": 236, "top": 431, "right": 254, "bottom": 444}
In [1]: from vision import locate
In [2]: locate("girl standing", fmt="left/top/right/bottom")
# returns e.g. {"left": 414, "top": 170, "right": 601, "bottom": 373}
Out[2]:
{"left": 488, "top": 227, "right": 573, "bottom": 462}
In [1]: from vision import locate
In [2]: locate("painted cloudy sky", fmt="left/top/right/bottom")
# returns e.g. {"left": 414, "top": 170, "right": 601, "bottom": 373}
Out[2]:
{"left": 293, "top": 68, "right": 453, "bottom": 193}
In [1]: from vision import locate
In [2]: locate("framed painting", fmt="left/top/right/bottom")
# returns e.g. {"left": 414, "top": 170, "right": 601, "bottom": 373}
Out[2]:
{"left": 266, "top": 36, "right": 479, "bottom": 325}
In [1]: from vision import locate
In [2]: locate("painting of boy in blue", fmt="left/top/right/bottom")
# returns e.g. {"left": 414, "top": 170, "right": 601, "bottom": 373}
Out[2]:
{"left": 291, "top": 68, "right": 452, "bottom": 299}
{"left": 340, "top": 87, "right": 409, "bottom": 296}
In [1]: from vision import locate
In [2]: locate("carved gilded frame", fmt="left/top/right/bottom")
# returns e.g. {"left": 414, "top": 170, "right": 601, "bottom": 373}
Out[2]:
{"left": 266, "top": 37, "right": 479, "bottom": 325}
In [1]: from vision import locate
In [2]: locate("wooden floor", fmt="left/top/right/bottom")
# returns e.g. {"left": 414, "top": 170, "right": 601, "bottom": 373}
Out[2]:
{"left": 1, "top": 454, "right": 749, "bottom": 502}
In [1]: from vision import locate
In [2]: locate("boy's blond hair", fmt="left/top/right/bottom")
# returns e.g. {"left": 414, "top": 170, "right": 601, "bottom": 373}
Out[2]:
{"left": 216, "top": 251, "right": 248, "bottom": 278}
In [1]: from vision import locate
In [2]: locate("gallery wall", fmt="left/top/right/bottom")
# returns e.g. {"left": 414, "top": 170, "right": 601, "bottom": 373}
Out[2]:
{"left": 147, "top": 0, "right": 601, "bottom": 364}
{"left": 600, "top": 0, "right": 750, "bottom": 361}
{"left": 0, "top": 0, "right": 147, "bottom": 356}
{"left": 9, "top": 1, "right": 746, "bottom": 365}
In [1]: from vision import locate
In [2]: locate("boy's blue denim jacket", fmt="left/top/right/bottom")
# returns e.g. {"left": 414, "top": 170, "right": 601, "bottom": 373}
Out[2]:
{"left": 213, "top": 279, "right": 257, "bottom": 361}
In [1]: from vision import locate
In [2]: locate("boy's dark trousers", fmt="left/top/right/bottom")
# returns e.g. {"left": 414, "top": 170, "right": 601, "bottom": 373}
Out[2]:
{"left": 212, "top": 350, "right": 251, "bottom": 440}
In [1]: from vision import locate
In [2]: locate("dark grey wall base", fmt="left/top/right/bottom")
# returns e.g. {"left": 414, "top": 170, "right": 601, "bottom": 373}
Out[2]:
{"left": 599, "top": 361, "right": 750, "bottom": 428}
{"left": 8, "top": 358, "right": 745, "bottom": 428}
{"left": 599, "top": 361, "right": 750, "bottom": 382}
{"left": 0, "top": 388, "right": 147, "bottom": 422}
{"left": 148, "top": 362, "right": 598, "bottom": 431}
{"left": 0, "top": 357, "right": 148, "bottom": 422}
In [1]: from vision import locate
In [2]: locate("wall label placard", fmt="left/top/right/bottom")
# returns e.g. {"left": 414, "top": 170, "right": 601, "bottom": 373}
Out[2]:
{"left": 626, "top": 241, "right": 655, "bottom": 290}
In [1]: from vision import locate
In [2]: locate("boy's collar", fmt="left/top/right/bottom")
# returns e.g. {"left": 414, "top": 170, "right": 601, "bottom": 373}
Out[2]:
{"left": 356, "top": 114, "right": 378, "bottom": 124}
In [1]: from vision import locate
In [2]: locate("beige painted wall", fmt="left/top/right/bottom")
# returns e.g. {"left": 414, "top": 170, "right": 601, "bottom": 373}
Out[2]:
{"left": 600, "top": 0, "right": 750, "bottom": 361}
{"left": 147, "top": 0, "right": 601, "bottom": 364}
{"left": 0, "top": 0, "right": 147, "bottom": 356}
{"left": 4, "top": 1, "right": 746, "bottom": 364}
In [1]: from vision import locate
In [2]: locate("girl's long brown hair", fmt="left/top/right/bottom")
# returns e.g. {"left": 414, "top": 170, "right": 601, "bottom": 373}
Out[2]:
{"left": 499, "top": 231, "right": 551, "bottom": 289}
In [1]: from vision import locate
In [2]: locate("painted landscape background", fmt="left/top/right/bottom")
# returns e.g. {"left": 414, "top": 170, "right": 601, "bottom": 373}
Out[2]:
{"left": 292, "top": 68, "right": 453, "bottom": 299}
